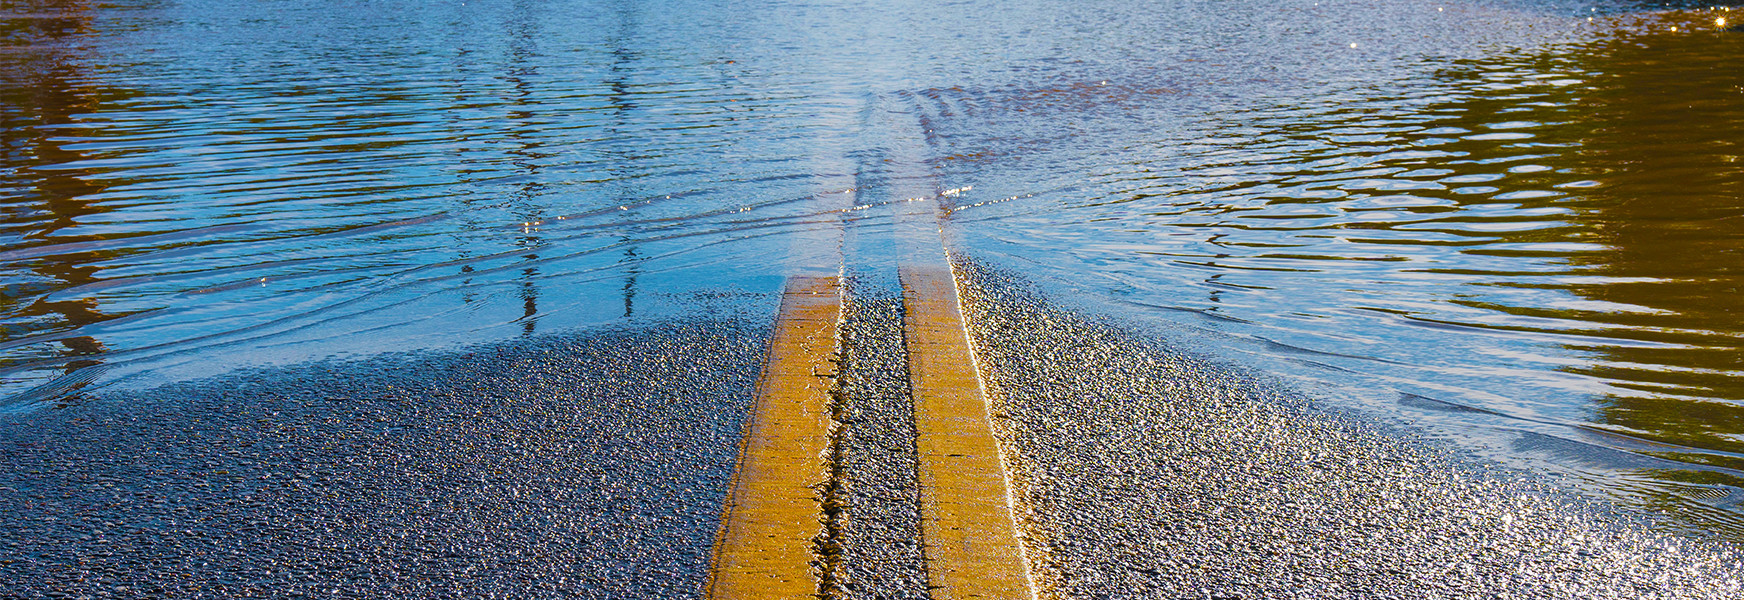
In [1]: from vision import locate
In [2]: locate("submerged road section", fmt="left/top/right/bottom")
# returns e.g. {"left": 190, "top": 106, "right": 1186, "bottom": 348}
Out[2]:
{"left": 4, "top": 245, "right": 1744, "bottom": 598}
{"left": 698, "top": 191, "right": 1744, "bottom": 598}
{"left": 951, "top": 258, "right": 1744, "bottom": 599}
{"left": 709, "top": 221, "right": 1033, "bottom": 598}
{"left": 698, "top": 188, "right": 1744, "bottom": 598}
{"left": 5, "top": 0, "right": 1744, "bottom": 598}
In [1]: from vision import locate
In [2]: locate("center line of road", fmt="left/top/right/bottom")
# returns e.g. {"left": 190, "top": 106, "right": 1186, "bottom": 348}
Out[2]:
{"left": 707, "top": 275, "right": 842, "bottom": 600}
{"left": 902, "top": 262, "right": 1035, "bottom": 600}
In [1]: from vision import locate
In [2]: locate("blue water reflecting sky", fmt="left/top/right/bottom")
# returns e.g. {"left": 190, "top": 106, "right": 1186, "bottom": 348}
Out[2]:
{"left": 1, "top": 0, "right": 1741, "bottom": 534}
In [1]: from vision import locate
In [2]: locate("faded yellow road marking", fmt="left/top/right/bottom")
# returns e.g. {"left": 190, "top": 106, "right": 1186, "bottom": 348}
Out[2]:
{"left": 707, "top": 275, "right": 842, "bottom": 600}
{"left": 902, "top": 264, "right": 1035, "bottom": 600}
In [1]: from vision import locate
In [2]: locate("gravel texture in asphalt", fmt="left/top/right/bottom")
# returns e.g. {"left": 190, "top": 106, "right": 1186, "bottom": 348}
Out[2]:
{"left": 831, "top": 280, "right": 929, "bottom": 600}
{"left": 7, "top": 259, "right": 1744, "bottom": 599}
{"left": 953, "top": 257, "right": 1744, "bottom": 600}
{"left": 0, "top": 319, "right": 768, "bottom": 598}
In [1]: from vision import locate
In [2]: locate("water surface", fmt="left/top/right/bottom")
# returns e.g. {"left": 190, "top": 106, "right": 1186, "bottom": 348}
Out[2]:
{"left": 2, "top": 0, "right": 1742, "bottom": 537}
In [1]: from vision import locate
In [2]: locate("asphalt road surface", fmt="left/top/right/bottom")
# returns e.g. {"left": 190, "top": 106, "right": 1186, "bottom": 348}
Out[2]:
{"left": 4, "top": 262, "right": 1741, "bottom": 599}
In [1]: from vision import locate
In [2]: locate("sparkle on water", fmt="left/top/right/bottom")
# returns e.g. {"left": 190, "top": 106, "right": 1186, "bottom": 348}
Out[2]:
{"left": 1, "top": 0, "right": 1742, "bottom": 540}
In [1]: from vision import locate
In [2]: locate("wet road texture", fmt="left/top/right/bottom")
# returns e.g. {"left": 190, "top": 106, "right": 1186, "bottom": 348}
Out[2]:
{"left": 5, "top": 0, "right": 1744, "bottom": 597}
{"left": 4, "top": 254, "right": 1743, "bottom": 598}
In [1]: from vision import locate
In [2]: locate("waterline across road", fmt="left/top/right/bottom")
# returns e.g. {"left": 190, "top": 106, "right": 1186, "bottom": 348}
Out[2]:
{"left": 709, "top": 228, "right": 1032, "bottom": 597}
{"left": 901, "top": 262, "right": 1034, "bottom": 600}
{"left": 708, "top": 275, "right": 842, "bottom": 599}
{"left": 6, "top": 0, "right": 1744, "bottom": 596}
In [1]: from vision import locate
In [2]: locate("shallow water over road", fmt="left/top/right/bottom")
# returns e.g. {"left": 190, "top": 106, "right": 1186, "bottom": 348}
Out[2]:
{"left": 938, "top": 4, "right": 1744, "bottom": 535}
{"left": 2, "top": 0, "right": 1742, "bottom": 538}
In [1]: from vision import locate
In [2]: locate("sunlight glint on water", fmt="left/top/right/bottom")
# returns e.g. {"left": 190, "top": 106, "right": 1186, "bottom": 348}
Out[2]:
{"left": 1, "top": 0, "right": 1741, "bottom": 536}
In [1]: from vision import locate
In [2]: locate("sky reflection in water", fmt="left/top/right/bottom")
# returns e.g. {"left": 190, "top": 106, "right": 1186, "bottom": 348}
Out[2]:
{"left": 1, "top": 0, "right": 1741, "bottom": 537}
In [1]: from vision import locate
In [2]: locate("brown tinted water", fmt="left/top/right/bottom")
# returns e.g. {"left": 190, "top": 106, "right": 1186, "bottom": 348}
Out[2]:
{"left": 1, "top": 0, "right": 1742, "bottom": 537}
{"left": 942, "top": 5, "right": 1744, "bottom": 535}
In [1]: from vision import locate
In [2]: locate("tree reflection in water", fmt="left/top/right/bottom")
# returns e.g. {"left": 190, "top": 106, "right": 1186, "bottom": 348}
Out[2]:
{"left": 0, "top": 2, "right": 119, "bottom": 385}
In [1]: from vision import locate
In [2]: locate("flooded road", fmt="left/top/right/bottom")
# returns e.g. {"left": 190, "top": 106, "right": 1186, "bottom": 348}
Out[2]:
{"left": 938, "top": 2, "right": 1744, "bottom": 535}
{"left": 2, "top": 0, "right": 1743, "bottom": 590}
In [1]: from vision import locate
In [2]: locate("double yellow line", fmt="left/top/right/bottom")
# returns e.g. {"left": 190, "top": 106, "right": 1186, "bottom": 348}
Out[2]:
{"left": 705, "top": 265, "right": 1033, "bottom": 599}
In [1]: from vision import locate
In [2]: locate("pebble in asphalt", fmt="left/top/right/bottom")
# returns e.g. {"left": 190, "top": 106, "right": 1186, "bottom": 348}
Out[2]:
{"left": 0, "top": 319, "right": 768, "bottom": 598}
{"left": 831, "top": 281, "right": 929, "bottom": 600}
{"left": 953, "top": 257, "right": 1744, "bottom": 600}
{"left": 6, "top": 261, "right": 1744, "bottom": 599}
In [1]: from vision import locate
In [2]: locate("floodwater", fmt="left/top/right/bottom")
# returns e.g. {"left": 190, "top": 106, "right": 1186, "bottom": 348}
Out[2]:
{"left": 1, "top": 0, "right": 1740, "bottom": 539}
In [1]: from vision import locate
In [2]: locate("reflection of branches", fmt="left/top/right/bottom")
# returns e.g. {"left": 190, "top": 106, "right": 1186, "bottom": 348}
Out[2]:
{"left": 503, "top": 0, "right": 545, "bottom": 336}
{"left": 606, "top": 2, "right": 642, "bottom": 320}
{"left": 0, "top": 0, "right": 114, "bottom": 367}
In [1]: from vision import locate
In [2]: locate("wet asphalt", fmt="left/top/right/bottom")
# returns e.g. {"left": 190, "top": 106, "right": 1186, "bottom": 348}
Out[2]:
{"left": 4, "top": 261, "right": 1744, "bottom": 598}
{"left": 0, "top": 320, "right": 768, "bottom": 598}
{"left": 830, "top": 284, "right": 930, "bottom": 600}
{"left": 954, "top": 257, "right": 1744, "bottom": 599}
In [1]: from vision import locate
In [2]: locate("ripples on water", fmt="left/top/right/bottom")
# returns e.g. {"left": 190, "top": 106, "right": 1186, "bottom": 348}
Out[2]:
{"left": 939, "top": 4, "right": 1744, "bottom": 534}
{"left": 1, "top": 0, "right": 1741, "bottom": 536}
{"left": 0, "top": 0, "right": 886, "bottom": 399}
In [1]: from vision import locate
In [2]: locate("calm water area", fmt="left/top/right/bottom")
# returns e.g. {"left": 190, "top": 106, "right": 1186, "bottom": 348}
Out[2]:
{"left": 2, "top": 0, "right": 1742, "bottom": 539}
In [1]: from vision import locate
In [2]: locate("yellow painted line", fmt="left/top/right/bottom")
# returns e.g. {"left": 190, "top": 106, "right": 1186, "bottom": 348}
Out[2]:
{"left": 707, "top": 275, "right": 842, "bottom": 600}
{"left": 901, "top": 264, "right": 1034, "bottom": 600}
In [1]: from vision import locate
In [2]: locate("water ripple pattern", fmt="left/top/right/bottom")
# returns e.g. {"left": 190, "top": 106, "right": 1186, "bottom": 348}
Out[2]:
{"left": 936, "top": 5, "right": 1744, "bottom": 534}
{"left": 0, "top": 0, "right": 875, "bottom": 402}
{"left": 1, "top": 0, "right": 1742, "bottom": 537}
